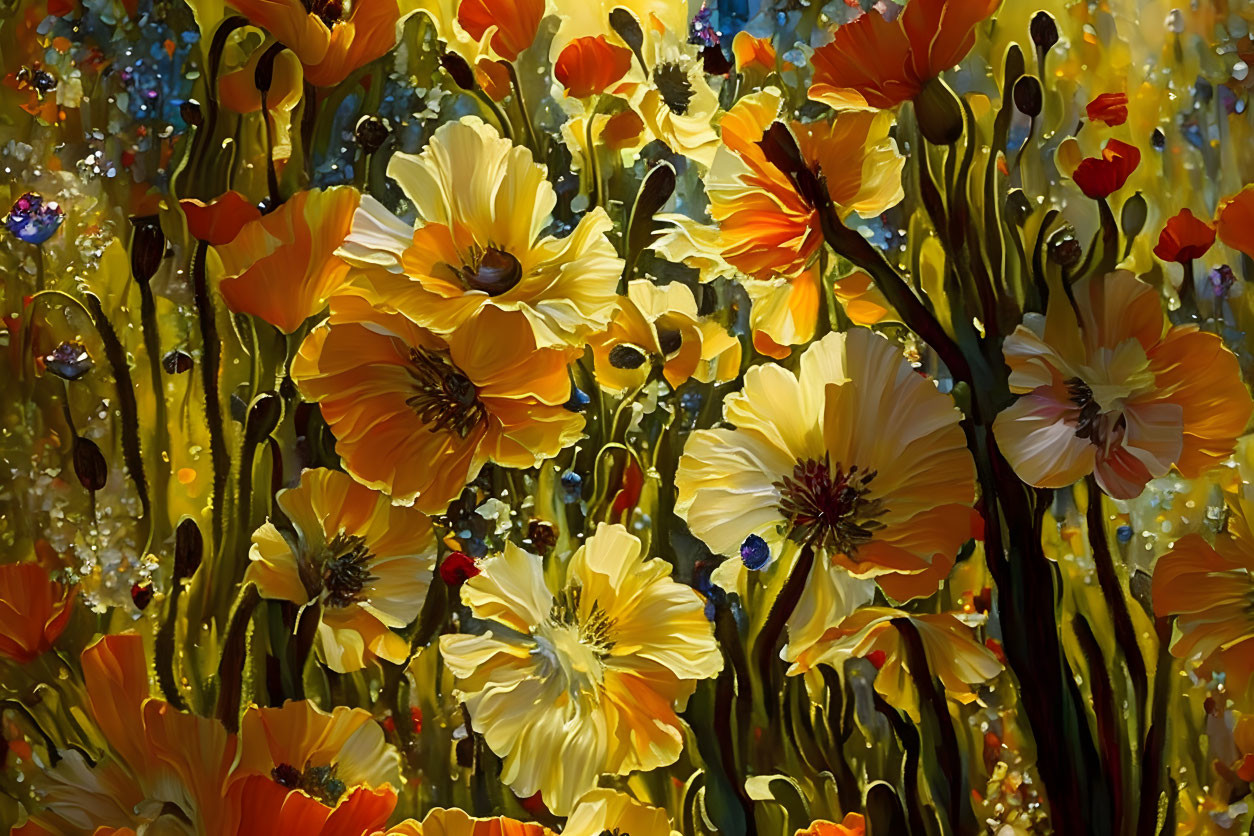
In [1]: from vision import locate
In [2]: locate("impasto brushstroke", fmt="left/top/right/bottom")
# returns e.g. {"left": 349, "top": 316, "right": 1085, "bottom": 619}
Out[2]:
{"left": 2, "top": 0, "right": 1254, "bottom": 833}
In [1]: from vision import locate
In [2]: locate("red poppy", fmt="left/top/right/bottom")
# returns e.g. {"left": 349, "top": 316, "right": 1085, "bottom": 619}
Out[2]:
{"left": 439, "top": 552, "right": 480, "bottom": 585}
{"left": 809, "top": 0, "right": 999, "bottom": 110}
{"left": 1154, "top": 208, "right": 1215, "bottom": 264}
{"left": 1071, "top": 139, "right": 1140, "bottom": 199}
{"left": 1217, "top": 185, "right": 1254, "bottom": 259}
{"left": 1086, "top": 92, "right": 1129, "bottom": 126}
{"left": 457, "top": 0, "right": 545, "bottom": 62}
{"left": 555, "top": 35, "right": 633, "bottom": 98}
{"left": 181, "top": 191, "right": 262, "bottom": 245}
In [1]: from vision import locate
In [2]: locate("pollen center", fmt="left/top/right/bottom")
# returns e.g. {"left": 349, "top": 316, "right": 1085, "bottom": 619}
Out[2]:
{"left": 653, "top": 62, "right": 694, "bottom": 115}
{"left": 1066, "top": 376, "right": 1126, "bottom": 449}
{"left": 406, "top": 346, "right": 487, "bottom": 438}
{"left": 321, "top": 533, "right": 375, "bottom": 608}
{"left": 460, "top": 246, "right": 523, "bottom": 297}
{"left": 775, "top": 458, "right": 886, "bottom": 554}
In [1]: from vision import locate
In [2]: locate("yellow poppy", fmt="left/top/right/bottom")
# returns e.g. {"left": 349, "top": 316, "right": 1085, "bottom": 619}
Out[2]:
{"left": 338, "top": 117, "right": 622, "bottom": 347}
{"left": 676, "top": 329, "right": 976, "bottom": 661}
{"left": 244, "top": 467, "right": 437, "bottom": 672}
{"left": 291, "top": 292, "right": 584, "bottom": 513}
{"left": 372, "top": 807, "right": 553, "bottom": 835}
{"left": 993, "top": 270, "right": 1252, "bottom": 499}
{"left": 439, "top": 523, "right": 722, "bottom": 814}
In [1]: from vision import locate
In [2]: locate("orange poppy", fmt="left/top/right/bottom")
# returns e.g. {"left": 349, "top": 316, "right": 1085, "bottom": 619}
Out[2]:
{"left": 1216, "top": 185, "right": 1254, "bottom": 259}
{"left": 1071, "top": 139, "right": 1140, "bottom": 199}
{"left": 232, "top": 774, "right": 396, "bottom": 836}
{"left": 795, "top": 814, "right": 866, "bottom": 836}
{"left": 181, "top": 190, "right": 262, "bottom": 245}
{"left": 0, "top": 562, "right": 75, "bottom": 664}
{"left": 291, "top": 292, "right": 583, "bottom": 513}
{"left": 373, "top": 808, "right": 554, "bottom": 835}
{"left": 1153, "top": 208, "right": 1215, "bottom": 264}
{"left": 226, "top": 0, "right": 404, "bottom": 87}
{"left": 457, "top": 0, "right": 545, "bottom": 62}
{"left": 993, "top": 270, "right": 1252, "bottom": 499}
{"left": 808, "top": 0, "right": 999, "bottom": 110}
{"left": 217, "top": 186, "right": 361, "bottom": 333}
{"left": 555, "top": 35, "right": 633, "bottom": 98}
{"left": 1086, "top": 92, "right": 1129, "bottom": 126}
{"left": 1153, "top": 491, "right": 1254, "bottom": 696}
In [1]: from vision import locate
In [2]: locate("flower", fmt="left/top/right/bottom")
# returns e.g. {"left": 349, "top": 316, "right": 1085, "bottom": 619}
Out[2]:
{"left": 555, "top": 35, "right": 633, "bottom": 98}
{"left": 225, "top": 0, "right": 405, "bottom": 86}
{"left": 234, "top": 699, "right": 402, "bottom": 799}
{"left": 338, "top": 117, "right": 622, "bottom": 347}
{"left": 706, "top": 88, "right": 903, "bottom": 280}
{"left": 439, "top": 523, "right": 722, "bottom": 814}
{"left": 291, "top": 293, "right": 583, "bottom": 513}
{"left": 233, "top": 775, "right": 396, "bottom": 836}
{"left": 217, "top": 186, "right": 361, "bottom": 334}
{"left": 244, "top": 468, "right": 438, "bottom": 672}
{"left": 808, "top": 0, "right": 999, "bottom": 110}
{"left": 1153, "top": 208, "right": 1215, "bottom": 265}
{"left": 675, "top": 329, "right": 976, "bottom": 660}
{"left": 1152, "top": 490, "right": 1254, "bottom": 697}
{"left": 34, "top": 633, "right": 238, "bottom": 834}
{"left": 456, "top": 0, "right": 545, "bottom": 62}
{"left": 993, "top": 270, "right": 1252, "bottom": 499}
{"left": 1216, "top": 185, "right": 1254, "bottom": 259}
{"left": 1086, "top": 92, "right": 1129, "bottom": 126}
{"left": 732, "top": 32, "right": 789, "bottom": 74}
{"left": 373, "top": 808, "right": 553, "bottom": 835}
{"left": 181, "top": 191, "right": 262, "bottom": 245}
{"left": 589, "top": 279, "right": 739, "bottom": 392}
{"left": 785, "top": 608, "right": 1001, "bottom": 721}
{"left": 6, "top": 192, "right": 64, "bottom": 245}
{"left": 795, "top": 814, "right": 867, "bottom": 836}
{"left": 563, "top": 788, "right": 680, "bottom": 836}
{"left": 0, "top": 562, "right": 75, "bottom": 663}
{"left": 1071, "top": 139, "right": 1141, "bottom": 199}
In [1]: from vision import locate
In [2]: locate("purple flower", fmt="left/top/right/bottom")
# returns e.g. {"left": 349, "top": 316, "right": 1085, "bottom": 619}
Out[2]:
{"left": 6, "top": 192, "right": 64, "bottom": 245}
{"left": 740, "top": 534, "right": 770, "bottom": 570}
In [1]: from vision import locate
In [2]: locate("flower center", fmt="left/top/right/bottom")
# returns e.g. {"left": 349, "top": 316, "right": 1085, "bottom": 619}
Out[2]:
{"left": 533, "top": 586, "right": 618, "bottom": 697}
{"left": 321, "top": 533, "right": 375, "bottom": 608}
{"left": 775, "top": 458, "right": 886, "bottom": 554}
{"left": 303, "top": 0, "right": 344, "bottom": 28}
{"left": 406, "top": 347, "right": 487, "bottom": 438}
{"left": 459, "top": 246, "right": 523, "bottom": 297}
{"left": 1066, "top": 376, "right": 1126, "bottom": 449}
{"left": 653, "top": 62, "right": 694, "bottom": 115}
{"left": 271, "top": 761, "right": 346, "bottom": 806}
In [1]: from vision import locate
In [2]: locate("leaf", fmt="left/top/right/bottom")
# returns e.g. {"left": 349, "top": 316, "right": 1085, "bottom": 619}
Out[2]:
{"left": 626, "top": 161, "right": 676, "bottom": 261}
{"left": 608, "top": 8, "right": 645, "bottom": 71}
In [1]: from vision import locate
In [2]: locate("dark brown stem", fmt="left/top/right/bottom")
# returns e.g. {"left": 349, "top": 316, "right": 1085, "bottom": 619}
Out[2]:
{"left": 215, "top": 585, "right": 260, "bottom": 732}
{"left": 1136, "top": 617, "right": 1174, "bottom": 836}
{"left": 754, "top": 544, "right": 814, "bottom": 694}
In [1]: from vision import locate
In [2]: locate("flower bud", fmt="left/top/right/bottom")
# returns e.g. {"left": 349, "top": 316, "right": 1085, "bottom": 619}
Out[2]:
{"left": 914, "top": 77, "right": 964, "bottom": 145}
{"left": 73, "top": 436, "right": 108, "bottom": 491}
{"left": 1013, "top": 75, "right": 1042, "bottom": 118}
{"left": 130, "top": 215, "right": 166, "bottom": 284}
{"left": 1030, "top": 11, "right": 1059, "bottom": 52}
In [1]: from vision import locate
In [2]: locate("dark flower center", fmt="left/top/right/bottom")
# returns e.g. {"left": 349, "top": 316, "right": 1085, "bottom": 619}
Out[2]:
{"left": 654, "top": 62, "right": 694, "bottom": 115}
{"left": 608, "top": 343, "right": 649, "bottom": 369}
{"left": 406, "top": 346, "right": 487, "bottom": 438}
{"left": 775, "top": 458, "right": 886, "bottom": 554}
{"left": 460, "top": 247, "right": 523, "bottom": 296}
{"left": 1066, "top": 377, "right": 1125, "bottom": 448}
{"left": 304, "top": 0, "right": 344, "bottom": 28}
{"left": 271, "top": 761, "right": 346, "bottom": 806}
{"left": 321, "top": 533, "right": 375, "bottom": 608}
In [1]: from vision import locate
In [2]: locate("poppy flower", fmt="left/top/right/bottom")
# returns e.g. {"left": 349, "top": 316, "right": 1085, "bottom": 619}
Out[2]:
{"left": 291, "top": 293, "right": 584, "bottom": 513}
{"left": 439, "top": 524, "right": 722, "bottom": 814}
{"left": 373, "top": 808, "right": 554, "bottom": 835}
{"left": 706, "top": 88, "right": 904, "bottom": 281}
{"left": 1071, "top": 139, "right": 1141, "bottom": 199}
{"left": 338, "top": 117, "right": 622, "bottom": 348}
{"left": 786, "top": 608, "right": 1001, "bottom": 721}
{"left": 1153, "top": 491, "right": 1254, "bottom": 697}
{"left": 555, "top": 35, "right": 633, "bottom": 98}
{"left": 676, "top": 329, "right": 976, "bottom": 663}
{"left": 244, "top": 468, "right": 438, "bottom": 672}
{"left": 181, "top": 191, "right": 262, "bottom": 245}
{"left": 1086, "top": 92, "right": 1129, "bottom": 126}
{"left": 1216, "top": 185, "right": 1254, "bottom": 259}
{"left": 457, "top": 0, "right": 545, "bottom": 62}
{"left": 232, "top": 775, "right": 396, "bottom": 836}
{"left": 217, "top": 186, "right": 361, "bottom": 334}
{"left": 795, "top": 814, "right": 867, "bottom": 836}
{"left": 808, "top": 0, "right": 999, "bottom": 110}
{"left": 1153, "top": 208, "right": 1215, "bottom": 265}
{"left": 0, "top": 562, "right": 75, "bottom": 663}
{"left": 732, "top": 32, "right": 790, "bottom": 74}
{"left": 993, "top": 270, "right": 1252, "bottom": 499}
{"left": 226, "top": 0, "right": 405, "bottom": 87}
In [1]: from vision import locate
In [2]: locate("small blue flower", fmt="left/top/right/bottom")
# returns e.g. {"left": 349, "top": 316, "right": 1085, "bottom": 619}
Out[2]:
{"left": 1116, "top": 525, "right": 1134, "bottom": 544}
{"left": 560, "top": 471, "right": 583, "bottom": 503}
{"left": 7, "top": 193, "right": 64, "bottom": 245}
{"left": 563, "top": 385, "right": 590, "bottom": 413}
{"left": 740, "top": 534, "right": 770, "bottom": 570}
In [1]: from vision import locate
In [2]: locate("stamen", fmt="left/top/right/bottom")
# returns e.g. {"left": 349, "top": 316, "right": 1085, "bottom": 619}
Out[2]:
{"left": 654, "top": 62, "right": 694, "bottom": 115}
{"left": 321, "top": 533, "right": 375, "bottom": 608}
{"left": 406, "top": 347, "right": 487, "bottom": 438}
{"left": 774, "top": 458, "right": 886, "bottom": 554}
